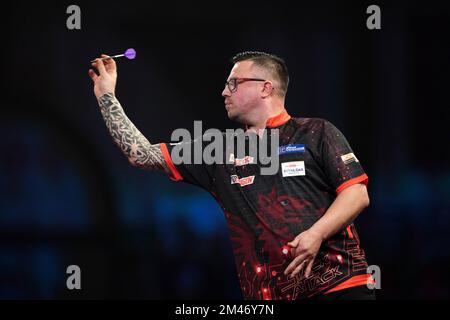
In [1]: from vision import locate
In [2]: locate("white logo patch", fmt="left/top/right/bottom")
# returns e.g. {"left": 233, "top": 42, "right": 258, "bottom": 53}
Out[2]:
{"left": 341, "top": 153, "right": 359, "bottom": 164}
{"left": 235, "top": 156, "right": 254, "bottom": 166}
{"left": 230, "top": 175, "right": 255, "bottom": 186}
{"left": 228, "top": 153, "right": 254, "bottom": 166}
{"left": 281, "top": 161, "right": 305, "bottom": 177}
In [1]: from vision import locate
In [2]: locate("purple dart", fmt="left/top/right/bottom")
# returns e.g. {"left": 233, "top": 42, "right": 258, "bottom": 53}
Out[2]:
{"left": 124, "top": 48, "right": 136, "bottom": 59}
{"left": 90, "top": 48, "right": 136, "bottom": 63}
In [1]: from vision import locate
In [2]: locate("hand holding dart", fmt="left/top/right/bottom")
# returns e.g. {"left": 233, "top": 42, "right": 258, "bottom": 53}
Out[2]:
{"left": 90, "top": 48, "right": 136, "bottom": 63}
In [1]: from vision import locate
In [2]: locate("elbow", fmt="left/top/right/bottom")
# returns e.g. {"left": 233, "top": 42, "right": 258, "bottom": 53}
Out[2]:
{"left": 127, "top": 156, "right": 139, "bottom": 167}
{"left": 362, "top": 194, "right": 370, "bottom": 209}
{"left": 128, "top": 157, "right": 149, "bottom": 170}
{"left": 361, "top": 186, "right": 370, "bottom": 209}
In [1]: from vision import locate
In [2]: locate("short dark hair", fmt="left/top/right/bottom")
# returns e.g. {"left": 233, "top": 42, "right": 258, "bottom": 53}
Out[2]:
{"left": 231, "top": 51, "right": 289, "bottom": 98}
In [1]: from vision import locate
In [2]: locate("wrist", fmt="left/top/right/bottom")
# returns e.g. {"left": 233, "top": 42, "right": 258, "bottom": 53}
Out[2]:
{"left": 308, "top": 225, "right": 327, "bottom": 242}
{"left": 100, "top": 91, "right": 115, "bottom": 98}
{"left": 97, "top": 92, "right": 115, "bottom": 101}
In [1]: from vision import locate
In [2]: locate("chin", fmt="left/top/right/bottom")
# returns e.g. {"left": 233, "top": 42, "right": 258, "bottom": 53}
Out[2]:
{"left": 228, "top": 113, "right": 246, "bottom": 125}
{"left": 227, "top": 110, "right": 237, "bottom": 120}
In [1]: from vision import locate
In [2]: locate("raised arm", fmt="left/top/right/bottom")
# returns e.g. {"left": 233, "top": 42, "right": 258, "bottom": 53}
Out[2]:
{"left": 89, "top": 55, "right": 169, "bottom": 173}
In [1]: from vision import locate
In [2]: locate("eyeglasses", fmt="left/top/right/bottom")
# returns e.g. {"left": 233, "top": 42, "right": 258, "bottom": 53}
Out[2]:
{"left": 225, "top": 78, "right": 266, "bottom": 93}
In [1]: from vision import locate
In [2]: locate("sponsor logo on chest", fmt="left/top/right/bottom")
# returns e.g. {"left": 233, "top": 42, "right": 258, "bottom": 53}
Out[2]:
{"left": 230, "top": 175, "right": 255, "bottom": 187}
{"left": 279, "top": 144, "right": 305, "bottom": 155}
{"left": 228, "top": 153, "right": 255, "bottom": 166}
{"left": 281, "top": 161, "right": 306, "bottom": 177}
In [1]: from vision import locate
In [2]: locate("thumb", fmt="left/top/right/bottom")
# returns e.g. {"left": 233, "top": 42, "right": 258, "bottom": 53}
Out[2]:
{"left": 287, "top": 237, "right": 299, "bottom": 248}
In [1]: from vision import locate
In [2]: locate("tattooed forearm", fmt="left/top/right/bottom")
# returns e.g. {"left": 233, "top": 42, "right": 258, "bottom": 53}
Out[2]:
{"left": 98, "top": 93, "right": 169, "bottom": 173}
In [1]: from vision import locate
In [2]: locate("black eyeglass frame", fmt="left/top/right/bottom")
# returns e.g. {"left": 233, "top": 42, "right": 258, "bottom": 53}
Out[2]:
{"left": 225, "top": 77, "right": 267, "bottom": 92}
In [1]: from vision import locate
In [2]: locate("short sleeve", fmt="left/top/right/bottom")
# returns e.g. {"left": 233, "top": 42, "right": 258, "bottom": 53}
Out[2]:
{"left": 320, "top": 120, "right": 368, "bottom": 194}
{"left": 159, "top": 137, "right": 216, "bottom": 191}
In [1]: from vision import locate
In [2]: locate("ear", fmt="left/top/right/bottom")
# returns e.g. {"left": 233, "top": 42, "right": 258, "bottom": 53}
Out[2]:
{"left": 261, "top": 81, "right": 274, "bottom": 98}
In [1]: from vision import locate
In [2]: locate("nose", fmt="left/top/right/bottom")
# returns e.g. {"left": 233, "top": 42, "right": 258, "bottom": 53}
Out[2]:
{"left": 222, "top": 85, "right": 231, "bottom": 97}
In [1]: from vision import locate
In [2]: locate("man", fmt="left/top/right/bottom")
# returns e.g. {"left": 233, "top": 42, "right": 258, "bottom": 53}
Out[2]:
{"left": 88, "top": 51, "right": 375, "bottom": 300}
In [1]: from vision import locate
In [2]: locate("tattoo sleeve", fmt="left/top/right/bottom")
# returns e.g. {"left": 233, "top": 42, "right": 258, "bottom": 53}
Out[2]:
{"left": 97, "top": 93, "right": 170, "bottom": 173}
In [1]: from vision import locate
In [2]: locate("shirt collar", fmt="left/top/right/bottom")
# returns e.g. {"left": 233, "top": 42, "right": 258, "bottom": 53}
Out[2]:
{"left": 265, "top": 109, "right": 291, "bottom": 128}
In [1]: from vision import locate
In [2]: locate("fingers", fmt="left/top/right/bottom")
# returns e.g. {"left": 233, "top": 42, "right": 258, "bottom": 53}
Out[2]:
{"left": 284, "top": 229, "right": 321, "bottom": 279}
{"left": 284, "top": 254, "right": 306, "bottom": 276}
{"left": 90, "top": 53, "right": 117, "bottom": 80}
{"left": 102, "top": 54, "right": 117, "bottom": 72}
{"left": 88, "top": 69, "right": 98, "bottom": 82}
{"left": 284, "top": 256, "right": 315, "bottom": 279}
{"left": 284, "top": 247, "right": 317, "bottom": 279}
{"left": 290, "top": 259, "right": 308, "bottom": 278}
{"left": 304, "top": 258, "right": 315, "bottom": 278}
{"left": 92, "top": 56, "right": 107, "bottom": 76}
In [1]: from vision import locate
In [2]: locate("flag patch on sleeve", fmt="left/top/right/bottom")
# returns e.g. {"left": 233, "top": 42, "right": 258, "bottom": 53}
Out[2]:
{"left": 341, "top": 152, "right": 359, "bottom": 164}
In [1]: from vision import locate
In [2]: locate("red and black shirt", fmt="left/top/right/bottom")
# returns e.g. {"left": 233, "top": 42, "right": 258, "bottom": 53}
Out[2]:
{"left": 159, "top": 110, "right": 372, "bottom": 299}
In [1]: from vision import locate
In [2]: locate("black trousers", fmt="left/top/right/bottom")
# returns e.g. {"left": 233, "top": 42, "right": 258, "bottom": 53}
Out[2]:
{"left": 311, "top": 285, "right": 376, "bottom": 300}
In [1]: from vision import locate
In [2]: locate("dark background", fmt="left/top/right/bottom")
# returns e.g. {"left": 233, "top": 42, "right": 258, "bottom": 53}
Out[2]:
{"left": 1, "top": 0, "right": 449, "bottom": 299}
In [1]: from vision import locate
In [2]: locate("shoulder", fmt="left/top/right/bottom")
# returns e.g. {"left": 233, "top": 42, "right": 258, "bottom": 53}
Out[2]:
{"left": 289, "top": 117, "right": 335, "bottom": 131}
